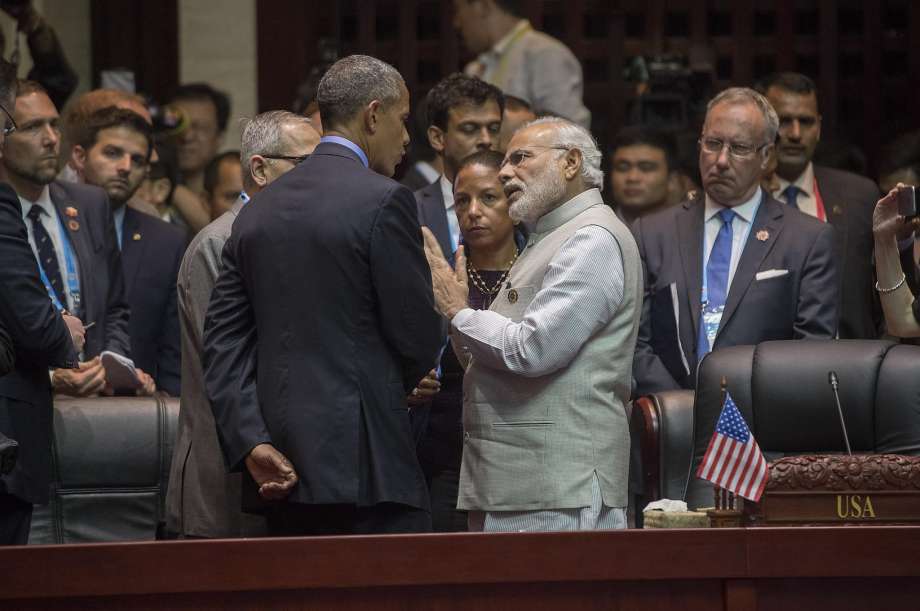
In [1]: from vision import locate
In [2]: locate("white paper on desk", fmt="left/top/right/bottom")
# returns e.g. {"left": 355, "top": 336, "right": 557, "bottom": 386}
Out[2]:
{"left": 100, "top": 351, "right": 142, "bottom": 390}
{"left": 643, "top": 499, "right": 689, "bottom": 513}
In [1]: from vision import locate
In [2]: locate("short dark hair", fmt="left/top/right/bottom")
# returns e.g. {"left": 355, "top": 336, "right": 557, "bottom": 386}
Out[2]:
{"left": 149, "top": 137, "right": 180, "bottom": 203}
{"left": 15, "top": 79, "right": 48, "bottom": 100}
{"left": 203, "top": 150, "right": 241, "bottom": 195}
{"left": 317, "top": 55, "right": 404, "bottom": 130}
{"left": 755, "top": 72, "right": 818, "bottom": 96}
{"left": 426, "top": 73, "right": 505, "bottom": 131}
{"left": 504, "top": 95, "right": 533, "bottom": 114}
{"left": 171, "top": 82, "right": 231, "bottom": 133}
{"left": 609, "top": 126, "right": 677, "bottom": 172}
{"left": 457, "top": 149, "right": 505, "bottom": 176}
{"left": 0, "top": 59, "right": 17, "bottom": 104}
{"left": 78, "top": 106, "right": 153, "bottom": 157}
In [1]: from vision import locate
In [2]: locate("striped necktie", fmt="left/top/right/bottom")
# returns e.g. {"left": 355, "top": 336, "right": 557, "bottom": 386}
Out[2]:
{"left": 27, "top": 204, "right": 67, "bottom": 308}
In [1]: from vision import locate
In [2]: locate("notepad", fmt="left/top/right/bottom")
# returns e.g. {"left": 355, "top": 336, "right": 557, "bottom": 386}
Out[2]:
{"left": 100, "top": 351, "right": 142, "bottom": 390}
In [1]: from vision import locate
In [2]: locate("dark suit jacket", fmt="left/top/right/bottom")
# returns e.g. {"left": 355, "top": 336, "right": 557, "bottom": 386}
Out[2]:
{"left": 120, "top": 206, "right": 184, "bottom": 395}
{"left": 49, "top": 180, "right": 130, "bottom": 359}
{"left": 415, "top": 179, "right": 453, "bottom": 262}
{"left": 633, "top": 193, "right": 839, "bottom": 395}
{"left": 400, "top": 162, "right": 437, "bottom": 193}
{"left": 203, "top": 142, "right": 443, "bottom": 511}
{"left": 0, "top": 182, "right": 78, "bottom": 505}
{"left": 813, "top": 166, "right": 882, "bottom": 339}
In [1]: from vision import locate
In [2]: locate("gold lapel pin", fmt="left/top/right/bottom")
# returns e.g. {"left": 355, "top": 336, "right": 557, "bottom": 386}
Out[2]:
{"left": 65, "top": 206, "right": 78, "bottom": 218}
{"left": 507, "top": 289, "right": 519, "bottom": 304}
{"left": 756, "top": 230, "right": 770, "bottom": 242}
{"left": 132, "top": 232, "right": 141, "bottom": 241}
{"left": 67, "top": 220, "right": 80, "bottom": 231}
{"left": 832, "top": 205, "right": 843, "bottom": 216}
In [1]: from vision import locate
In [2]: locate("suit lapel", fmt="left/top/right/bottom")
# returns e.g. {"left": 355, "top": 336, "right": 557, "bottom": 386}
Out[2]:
{"left": 676, "top": 198, "right": 704, "bottom": 341}
{"left": 718, "top": 195, "right": 784, "bottom": 333}
{"left": 50, "top": 183, "right": 93, "bottom": 317}
{"left": 120, "top": 207, "right": 143, "bottom": 295}
{"left": 419, "top": 182, "right": 453, "bottom": 260}
{"left": 814, "top": 168, "right": 848, "bottom": 295}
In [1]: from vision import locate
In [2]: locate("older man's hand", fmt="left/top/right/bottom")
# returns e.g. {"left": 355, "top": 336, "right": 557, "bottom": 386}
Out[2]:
{"left": 246, "top": 443, "right": 299, "bottom": 501}
{"left": 422, "top": 226, "right": 469, "bottom": 320}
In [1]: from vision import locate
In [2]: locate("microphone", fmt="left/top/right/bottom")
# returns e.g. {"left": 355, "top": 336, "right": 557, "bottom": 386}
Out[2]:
{"left": 827, "top": 371, "right": 853, "bottom": 455}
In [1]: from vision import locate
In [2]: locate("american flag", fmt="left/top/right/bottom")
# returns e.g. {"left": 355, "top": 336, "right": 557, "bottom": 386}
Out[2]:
{"left": 695, "top": 392, "right": 769, "bottom": 502}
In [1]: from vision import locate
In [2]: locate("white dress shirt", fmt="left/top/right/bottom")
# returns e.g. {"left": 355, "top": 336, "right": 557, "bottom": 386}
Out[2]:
{"left": 773, "top": 161, "right": 819, "bottom": 219}
{"left": 451, "top": 189, "right": 625, "bottom": 377}
{"left": 19, "top": 185, "right": 81, "bottom": 311}
{"left": 704, "top": 187, "right": 762, "bottom": 290}
{"left": 439, "top": 175, "right": 461, "bottom": 253}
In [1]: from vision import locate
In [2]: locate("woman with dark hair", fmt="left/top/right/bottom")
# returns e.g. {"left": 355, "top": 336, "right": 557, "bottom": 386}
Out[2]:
{"left": 415, "top": 149, "right": 526, "bottom": 532}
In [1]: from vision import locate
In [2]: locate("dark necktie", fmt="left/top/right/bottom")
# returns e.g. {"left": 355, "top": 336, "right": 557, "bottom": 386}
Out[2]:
{"left": 26, "top": 204, "right": 67, "bottom": 309}
{"left": 782, "top": 185, "right": 800, "bottom": 209}
{"left": 697, "top": 208, "right": 735, "bottom": 362}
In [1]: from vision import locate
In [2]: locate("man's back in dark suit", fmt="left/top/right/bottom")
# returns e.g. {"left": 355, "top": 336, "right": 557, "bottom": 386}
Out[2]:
{"left": 119, "top": 206, "right": 184, "bottom": 395}
{"left": 0, "top": 182, "right": 78, "bottom": 544}
{"left": 633, "top": 193, "right": 838, "bottom": 394}
{"left": 205, "top": 142, "right": 442, "bottom": 532}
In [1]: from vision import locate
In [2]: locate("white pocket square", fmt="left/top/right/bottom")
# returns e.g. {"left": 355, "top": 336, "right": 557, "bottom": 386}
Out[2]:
{"left": 755, "top": 269, "right": 789, "bottom": 281}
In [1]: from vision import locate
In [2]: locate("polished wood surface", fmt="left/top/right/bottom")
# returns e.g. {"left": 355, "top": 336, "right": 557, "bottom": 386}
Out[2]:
{"left": 2, "top": 527, "right": 919, "bottom": 610}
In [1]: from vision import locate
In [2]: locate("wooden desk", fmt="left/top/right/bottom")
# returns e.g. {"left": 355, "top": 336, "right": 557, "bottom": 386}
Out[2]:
{"left": 2, "top": 527, "right": 918, "bottom": 610}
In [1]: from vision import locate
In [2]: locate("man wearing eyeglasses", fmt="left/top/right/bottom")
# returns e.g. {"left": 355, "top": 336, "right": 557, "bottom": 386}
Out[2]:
{"left": 165, "top": 111, "right": 319, "bottom": 539}
{"left": 632, "top": 87, "right": 838, "bottom": 396}
{"left": 758, "top": 72, "right": 882, "bottom": 340}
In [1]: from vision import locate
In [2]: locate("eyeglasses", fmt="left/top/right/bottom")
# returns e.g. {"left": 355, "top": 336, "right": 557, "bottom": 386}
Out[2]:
{"left": 263, "top": 154, "right": 309, "bottom": 165}
{"left": 501, "top": 146, "right": 569, "bottom": 169}
{"left": 0, "top": 102, "right": 17, "bottom": 136}
{"left": 699, "top": 137, "right": 768, "bottom": 160}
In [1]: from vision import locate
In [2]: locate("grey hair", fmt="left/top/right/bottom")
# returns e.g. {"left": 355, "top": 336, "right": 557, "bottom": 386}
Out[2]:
{"left": 524, "top": 116, "right": 605, "bottom": 190}
{"left": 317, "top": 55, "right": 404, "bottom": 128}
{"left": 239, "top": 110, "right": 313, "bottom": 179}
{"left": 706, "top": 87, "right": 779, "bottom": 146}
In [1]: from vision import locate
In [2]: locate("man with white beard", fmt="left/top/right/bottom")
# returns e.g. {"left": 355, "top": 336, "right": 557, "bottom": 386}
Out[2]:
{"left": 423, "top": 117, "right": 643, "bottom": 532}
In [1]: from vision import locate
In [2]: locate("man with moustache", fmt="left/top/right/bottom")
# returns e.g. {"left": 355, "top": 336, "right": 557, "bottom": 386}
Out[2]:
{"left": 759, "top": 72, "right": 882, "bottom": 339}
{"left": 166, "top": 111, "right": 319, "bottom": 539}
{"left": 203, "top": 56, "right": 442, "bottom": 536}
{"left": 424, "top": 117, "right": 642, "bottom": 532}
{"left": 1, "top": 80, "right": 132, "bottom": 397}
{"left": 632, "top": 88, "right": 838, "bottom": 395}
{"left": 69, "top": 107, "right": 186, "bottom": 396}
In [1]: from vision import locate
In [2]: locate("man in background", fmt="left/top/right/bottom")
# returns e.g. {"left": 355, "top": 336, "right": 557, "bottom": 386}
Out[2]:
{"left": 453, "top": 0, "right": 590, "bottom": 128}
{"left": 166, "top": 111, "right": 319, "bottom": 539}
{"left": 608, "top": 126, "right": 676, "bottom": 224}
{"left": 203, "top": 151, "right": 242, "bottom": 220}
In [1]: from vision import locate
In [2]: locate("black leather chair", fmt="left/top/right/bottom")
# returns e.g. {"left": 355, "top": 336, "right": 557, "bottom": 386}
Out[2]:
{"left": 28, "top": 394, "right": 179, "bottom": 544}
{"left": 633, "top": 340, "right": 920, "bottom": 510}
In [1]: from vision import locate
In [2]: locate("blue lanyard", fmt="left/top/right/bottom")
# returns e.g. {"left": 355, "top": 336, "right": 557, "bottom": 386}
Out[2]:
{"left": 34, "top": 213, "right": 81, "bottom": 314}
{"left": 700, "top": 193, "right": 762, "bottom": 305}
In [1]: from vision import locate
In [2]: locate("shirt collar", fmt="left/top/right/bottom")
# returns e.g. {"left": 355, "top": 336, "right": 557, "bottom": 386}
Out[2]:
{"left": 490, "top": 19, "right": 531, "bottom": 57}
{"left": 439, "top": 174, "right": 454, "bottom": 210}
{"left": 704, "top": 186, "right": 762, "bottom": 224}
{"left": 18, "top": 185, "right": 54, "bottom": 219}
{"left": 320, "top": 135, "right": 369, "bottom": 168}
{"left": 415, "top": 160, "right": 440, "bottom": 184}
{"left": 534, "top": 188, "right": 604, "bottom": 234}
{"left": 776, "top": 162, "right": 815, "bottom": 199}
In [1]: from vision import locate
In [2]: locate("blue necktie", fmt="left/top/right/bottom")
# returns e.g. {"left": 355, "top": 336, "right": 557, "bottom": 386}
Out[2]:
{"left": 782, "top": 185, "right": 800, "bottom": 209}
{"left": 27, "top": 204, "right": 67, "bottom": 308}
{"left": 697, "top": 208, "right": 735, "bottom": 362}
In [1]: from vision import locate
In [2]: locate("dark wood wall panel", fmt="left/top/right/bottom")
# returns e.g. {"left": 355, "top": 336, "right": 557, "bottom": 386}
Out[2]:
{"left": 90, "top": 0, "right": 179, "bottom": 102}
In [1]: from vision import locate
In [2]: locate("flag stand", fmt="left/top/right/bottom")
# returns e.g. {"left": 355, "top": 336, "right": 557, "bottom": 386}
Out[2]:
{"left": 706, "top": 377, "right": 745, "bottom": 528}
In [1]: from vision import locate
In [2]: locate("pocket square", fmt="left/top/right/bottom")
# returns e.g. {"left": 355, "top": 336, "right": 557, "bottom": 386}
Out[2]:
{"left": 755, "top": 269, "right": 789, "bottom": 281}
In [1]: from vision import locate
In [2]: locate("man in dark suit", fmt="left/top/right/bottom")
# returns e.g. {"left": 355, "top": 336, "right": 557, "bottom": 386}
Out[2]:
{"left": 759, "top": 72, "right": 881, "bottom": 339}
{"left": 1, "top": 80, "right": 132, "bottom": 397}
{"left": 69, "top": 106, "right": 185, "bottom": 396}
{"left": 0, "top": 62, "right": 85, "bottom": 544}
{"left": 633, "top": 87, "right": 838, "bottom": 396}
{"left": 204, "top": 55, "right": 443, "bottom": 536}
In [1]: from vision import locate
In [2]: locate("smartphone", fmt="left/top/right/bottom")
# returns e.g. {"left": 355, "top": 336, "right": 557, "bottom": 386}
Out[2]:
{"left": 898, "top": 185, "right": 918, "bottom": 219}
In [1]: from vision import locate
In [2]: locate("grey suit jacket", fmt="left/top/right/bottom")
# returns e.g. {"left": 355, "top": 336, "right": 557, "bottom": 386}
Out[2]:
{"left": 165, "top": 198, "right": 265, "bottom": 537}
{"left": 633, "top": 193, "right": 839, "bottom": 395}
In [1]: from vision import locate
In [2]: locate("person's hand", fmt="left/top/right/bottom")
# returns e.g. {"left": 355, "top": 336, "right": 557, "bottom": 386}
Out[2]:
{"left": 62, "top": 314, "right": 85, "bottom": 353}
{"left": 408, "top": 369, "right": 441, "bottom": 407}
{"left": 422, "top": 227, "right": 469, "bottom": 320}
{"left": 873, "top": 183, "right": 920, "bottom": 241}
{"left": 52, "top": 358, "right": 106, "bottom": 396}
{"left": 133, "top": 368, "right": 157, "bottom": 396}
{"left": 245, "top": 443, "right": 298, "bottom": 501}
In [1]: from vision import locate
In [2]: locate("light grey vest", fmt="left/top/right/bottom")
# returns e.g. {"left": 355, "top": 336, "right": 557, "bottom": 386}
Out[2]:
{"left": 458, "top": 190, "right": 643, "bottom": 511}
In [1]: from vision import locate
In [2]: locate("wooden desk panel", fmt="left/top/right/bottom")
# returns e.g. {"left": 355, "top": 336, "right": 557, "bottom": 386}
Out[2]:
{"left": 1, "top": 528, "right": 918, "bottom": 610}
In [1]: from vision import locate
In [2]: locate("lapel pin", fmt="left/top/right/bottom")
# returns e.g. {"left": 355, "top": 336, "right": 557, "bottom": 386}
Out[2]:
{"left": 686, "top": 189, "right": 698, "bottom": 201}
{"left": 832, "top": 205, "right": 843, "bottom": 216}
{"left": 67, "top": 220, "right": 80, "bottom": 231}
{"left": 756, "top": 230, "right": 770, "bottom": 242}
{"left": 65, "top": 206, "right": 78, "bottom": 218}
{"left": 132, "top": 232, "right": 142, "bottom": 241}
{"left": 507, "top": 288, "right": 519, "bottom": 304}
